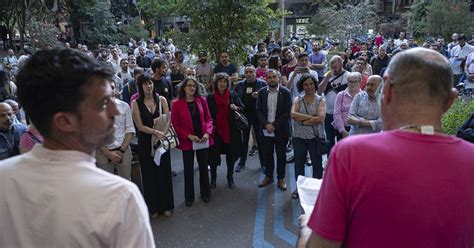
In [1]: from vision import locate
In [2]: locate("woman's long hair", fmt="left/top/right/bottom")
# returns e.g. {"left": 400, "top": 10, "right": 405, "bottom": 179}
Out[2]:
{"left": 177, "top": 77, "right": 201, "bottom": 99}
{"left": 136, "top": 74, "right": 159, "bottom": 103}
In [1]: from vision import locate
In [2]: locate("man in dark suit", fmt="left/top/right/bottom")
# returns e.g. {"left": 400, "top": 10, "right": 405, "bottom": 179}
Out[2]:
{"left": 234, "top": 65, "right": 267, "bottom": 173}
{"left": 256, "top": 69, "right": 292, "bottom": 191}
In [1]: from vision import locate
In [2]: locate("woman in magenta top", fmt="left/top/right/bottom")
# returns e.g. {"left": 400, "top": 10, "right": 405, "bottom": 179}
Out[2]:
{"left": 332, "top": 72, "right": 362, "bottom": 139}
{"left": 171, "top": 77, "right": 213, "bottom": 207}
{"left": 19, "top": 124, "right": 44, "bottom": 154}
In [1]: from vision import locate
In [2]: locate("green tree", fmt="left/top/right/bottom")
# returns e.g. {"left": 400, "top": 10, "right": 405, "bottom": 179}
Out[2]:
{"left": 404, "top": 0, "right": 429, "bottom": 37}
{"left": 307, "top": 1, "right": 378, "bottom": 47}
{"left": 424, "top": 1, "right": 473, "bottom": 40}
{"left": 65, "top": 0, "right": 119, "bottom": 46}
{"left": 137, "top": 0, "right": 179, "bottom": 37}
{"left": 168, "top": 0, "right": 281, "bottom": 63}
{"left": 123, "top": 17, "right": 150, "bottom": 42}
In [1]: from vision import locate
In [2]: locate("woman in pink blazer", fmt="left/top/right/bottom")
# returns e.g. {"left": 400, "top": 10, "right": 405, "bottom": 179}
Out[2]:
{"left": 171, "top": 77, "right": 213, "bottom": 207}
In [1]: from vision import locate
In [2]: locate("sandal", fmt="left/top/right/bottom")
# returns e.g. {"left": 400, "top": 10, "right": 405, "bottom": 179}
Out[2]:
{"left": 291, "top": 190, "right": 299, "bottom": 199}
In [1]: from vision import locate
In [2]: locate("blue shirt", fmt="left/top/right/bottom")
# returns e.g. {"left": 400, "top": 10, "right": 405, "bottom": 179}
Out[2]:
{"left": 0, "top": 123, "right": 26, "bottom": 160}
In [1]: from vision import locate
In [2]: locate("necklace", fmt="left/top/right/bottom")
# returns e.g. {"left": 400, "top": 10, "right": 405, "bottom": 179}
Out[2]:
{"left": 399, "top": 125, "right": 444, "bottom": 135}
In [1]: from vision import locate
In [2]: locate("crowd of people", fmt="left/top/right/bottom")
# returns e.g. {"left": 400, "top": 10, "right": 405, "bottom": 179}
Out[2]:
{"left": 0, "top": 30, "right": 473, "bottom": 247}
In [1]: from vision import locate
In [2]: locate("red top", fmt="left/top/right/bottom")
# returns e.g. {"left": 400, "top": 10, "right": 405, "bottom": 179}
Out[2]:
{"left": 308, "top": 130, "right": 474, "bottom": 247}
{"left": 171, "top": 96, "right": 214, "bottom": 151}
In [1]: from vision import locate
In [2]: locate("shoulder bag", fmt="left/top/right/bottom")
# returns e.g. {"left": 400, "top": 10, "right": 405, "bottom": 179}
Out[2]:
{"left": 151, "top": 96, "right": 180, "bottom": 156}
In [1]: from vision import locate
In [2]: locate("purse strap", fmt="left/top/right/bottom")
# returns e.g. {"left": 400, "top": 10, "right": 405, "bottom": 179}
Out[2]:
{"left": 301, "top": 95, "right": 320, "bottom": 139}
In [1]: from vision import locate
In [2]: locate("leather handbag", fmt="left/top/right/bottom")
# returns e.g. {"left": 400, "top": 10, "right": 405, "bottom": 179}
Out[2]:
{"left": 233, "top": 111, "right": 249, "bottom": 130}
{"left": 151, "top": 96, "right": 180, "bottom": 156}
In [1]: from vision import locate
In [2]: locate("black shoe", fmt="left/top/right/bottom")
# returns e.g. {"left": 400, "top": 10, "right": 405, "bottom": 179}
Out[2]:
{"left": 185, "top": 200, "right": 193, "bottom": 207}
{"left": 227, "top": 177, "right": 235, "bottom": 189}
{"left": 171, "top": 170, "right": 178, "bottom": 177}
{"left": 249, "top": 146, "right": 257, "bottom": 156}
{"left": 235, "top": 164, "right": 245, "bottom": 173}
{"left": 201, "top": 196, "right": 210, "bottom": 203}
{"left": 210, "top": 182, "right": 216, "bottom": 189}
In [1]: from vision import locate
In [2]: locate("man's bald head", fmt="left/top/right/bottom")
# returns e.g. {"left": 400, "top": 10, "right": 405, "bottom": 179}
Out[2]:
{"left": 0, "top": 102, "right": 14, "bottom": 131}
{"left": 366, "top": 75, "right": 383, "bottom": 99}
{"left": 384, "top": 48, "right": 453, "bottom": 108}
{"left": 330, "top": 55, "right": 343, "bottom": 74}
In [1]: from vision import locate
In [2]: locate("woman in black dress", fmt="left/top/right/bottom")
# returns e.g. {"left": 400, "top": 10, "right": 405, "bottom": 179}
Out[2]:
{"left": 131, "top": 74, "right": 174, "bottom": 217}
{"left": 207, "top": 73, "right": 244, "bottom": 189}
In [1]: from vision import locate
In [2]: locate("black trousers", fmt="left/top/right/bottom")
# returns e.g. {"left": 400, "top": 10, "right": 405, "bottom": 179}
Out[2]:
{"left": 324, "top": 113, "right": 337, "bottom": 155}
{"left": 182, "top": 149, "right": 210, "bottom": 202}
{"left": 262, "top": 135, "right": 288, "bottom": 179}
{"left": 210, "top": 143, "right": 234, "bottom": 179}
{"left": 239, "top": 113, "right": 265, "bottom": 168}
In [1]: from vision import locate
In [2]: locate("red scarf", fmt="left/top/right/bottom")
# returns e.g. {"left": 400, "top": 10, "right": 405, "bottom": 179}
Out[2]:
{"left": 214, "top": 90, "right": 230, "bottom": 144}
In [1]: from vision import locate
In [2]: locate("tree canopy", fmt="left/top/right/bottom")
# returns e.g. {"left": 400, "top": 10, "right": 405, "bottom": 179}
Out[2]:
{"left": 307, "top": 1, "right": 378, "bottom": 46}
{"left": 168, "top": 0, "right": 281, "bottom": 63}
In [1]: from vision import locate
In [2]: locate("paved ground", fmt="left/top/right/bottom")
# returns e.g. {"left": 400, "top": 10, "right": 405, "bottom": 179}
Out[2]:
{"left": 145, "top": 148, "right": 326, "bottom": 248}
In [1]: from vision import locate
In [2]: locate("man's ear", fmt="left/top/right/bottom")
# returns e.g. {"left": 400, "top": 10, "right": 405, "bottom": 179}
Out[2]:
{"left": 442, "top": 88, "right": 458, "bottom": 114}
{"left": 381, "top": 75, "right": 393, "bottom": 105}
{"left": 50, "top": 112, "right": 79, "bottom": 134}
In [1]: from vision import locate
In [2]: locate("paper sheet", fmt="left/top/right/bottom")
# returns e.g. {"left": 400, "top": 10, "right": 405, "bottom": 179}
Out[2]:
{"left": 192, "top": 139, "right": 209, "bottom": 150}
{"left": 297, "top": 175, "right": 323, "bottom": 214}
{"left": 262, "top": 129, "right": 275, "bottom": 137}
{"left": 153, "top": 147, "right": 167, "bottom": 166}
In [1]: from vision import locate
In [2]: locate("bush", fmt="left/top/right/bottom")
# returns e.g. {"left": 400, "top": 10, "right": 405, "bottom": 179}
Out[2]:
{"left": 442, "top": 98, "right": 474, "bottom": 135}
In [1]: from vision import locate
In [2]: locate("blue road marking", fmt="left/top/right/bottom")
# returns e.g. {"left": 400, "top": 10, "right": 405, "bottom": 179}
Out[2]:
{"left": 289, "top": 164, "right": 302, "bottom": 227}
{"left": 253, "top": 173, "right": 275, "bottom": 248}
{"left": 274, "top": 178, "right": 298, "bottom": 246}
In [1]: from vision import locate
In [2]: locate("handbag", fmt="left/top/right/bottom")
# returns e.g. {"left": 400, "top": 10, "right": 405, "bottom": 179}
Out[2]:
{"left": 151, "top": 96, "right": 180, "bottom": 156}
{"left": 301, "top": 95, "right": 330, "bottom": 155}
{"left": 233, "top": 110, "right": 249, "bottom": 130}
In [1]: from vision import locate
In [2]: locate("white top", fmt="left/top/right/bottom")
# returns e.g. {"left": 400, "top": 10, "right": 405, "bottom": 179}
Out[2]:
{"left": 325, "top": 71, "right": 349, "bottom": 114}
{"left": 106, "top": 99, "right": 135, "bottom": 149}
{"left": 450, "top": 44, "right": 474, "bottom": 75}
{"left": 288, "top": 70, "right": 319, "bottom": 99}
{"left": 394, "top": 38, "right": 408, "bottom": 48}
{"left": 267, "top": 86, "right": 279, "bottom": 123}
{"left": 466, "top": 52, "right": 474, "bottom": 74}
{"left": 0, "top": 145, "right": 154, "bottom": 248}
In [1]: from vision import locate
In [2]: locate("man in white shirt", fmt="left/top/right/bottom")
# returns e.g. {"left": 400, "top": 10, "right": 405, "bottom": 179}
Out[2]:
{"left": 288, "top": 52, "right": 319, "bottom": 99}
{"left": 96, "top": 80, "right": 135, "bottom": 180}
{"left": 394, "top": 31, "right": 408, "bottom": 48}
{"left": 0, "top": 48, "right": 155, "bottom": 247}
{"left": 449, "top": 34, "right": 474, "bottom": 85}
{"left": 318, "top": 55, "right": 349, "bottom": 154}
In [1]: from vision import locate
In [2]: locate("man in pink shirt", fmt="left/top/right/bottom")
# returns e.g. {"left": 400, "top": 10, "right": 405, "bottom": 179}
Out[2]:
{"left": 300, "top": 48, "right": 474, "bottom": 247}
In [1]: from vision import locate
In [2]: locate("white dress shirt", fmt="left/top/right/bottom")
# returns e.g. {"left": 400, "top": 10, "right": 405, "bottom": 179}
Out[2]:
{"left": 106, "top": 99, "right": 135, "bottom": 149}
{"left": 267, "top": 85, "right": 279, "bottom": 123}
{"left": 0, "top": 145, "right": 155, "bottom": 248}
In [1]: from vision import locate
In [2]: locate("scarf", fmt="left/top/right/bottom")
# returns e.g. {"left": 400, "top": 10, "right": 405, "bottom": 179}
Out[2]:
{"left": 214, "top": 89, "right": 230, "bottom": 144}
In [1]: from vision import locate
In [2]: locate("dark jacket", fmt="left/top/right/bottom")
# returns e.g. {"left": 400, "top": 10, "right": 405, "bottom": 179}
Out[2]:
{"left": 206, "top": 91, "right": 245, "bottom": 166}
{"left": 234, "top": 78, "right": 266, "bottom": 115}
{"left": 457, "top": 112, "right": 474, "bottom": 143}
{"left": 256, "top": 86, "right": 292, "bottom": 138}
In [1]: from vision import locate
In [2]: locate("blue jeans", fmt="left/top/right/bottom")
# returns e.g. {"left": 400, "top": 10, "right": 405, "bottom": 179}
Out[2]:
{"left": 293, "top": 137, "right": 323, "bottom": 181}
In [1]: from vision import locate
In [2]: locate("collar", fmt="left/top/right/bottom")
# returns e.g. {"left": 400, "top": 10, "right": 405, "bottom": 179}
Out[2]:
{"left": 267, "top": 84, "right": 280, "bottom": 92}
{"left": 30, "top": 145, "right": 96, "bottom": 164}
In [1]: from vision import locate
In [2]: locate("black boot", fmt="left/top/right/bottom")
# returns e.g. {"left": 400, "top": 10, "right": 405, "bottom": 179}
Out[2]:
{"left": 227, "top": 176, "right": 235, "bottom": 189}
{"left": 210, "top": 166, "right": 217, "bottom": 189}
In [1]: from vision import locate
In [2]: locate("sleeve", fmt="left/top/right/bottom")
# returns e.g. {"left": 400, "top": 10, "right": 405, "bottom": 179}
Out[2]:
{"left": 19, "top": 132, "right": 34, "bottom": 151}
{"left": 256, "top": 89, "right": 267, "bottom": 128}
{"left": 107, "top": 184, "right": 155, "bottom": 248}
{"left": 273, "top": 90, "right": 292, "bottom": 130}
{"left": 307, "top": 143, "right": 349, "bottom": 242}
{"left": 200, "top": 97, "right": 214, "bottom": 135}
{"left": 123, "top": 103, "right": 136, "bottom": 134}
{"left": 171, "top": 101, "right": 192, "bottom": 140}
{"left": 332, "top": 92, "right": 345, "bottom": 133}
{"left": 349, "top": 93, "right": 362, "bottom": 118}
